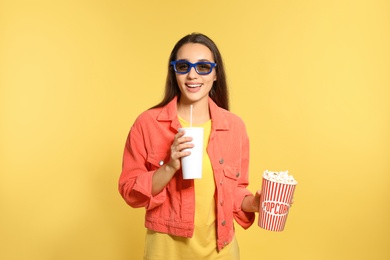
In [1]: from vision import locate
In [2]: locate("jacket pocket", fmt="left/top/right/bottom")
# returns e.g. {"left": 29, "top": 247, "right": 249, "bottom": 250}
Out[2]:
{"left": 223, "top": 166, "right": 240, "bottom": 194}
{"left": 223, "top": 166, "right": 241, "bottom": 180}
{"left": 146, "top": 151, "right": 170, "bottom": 170}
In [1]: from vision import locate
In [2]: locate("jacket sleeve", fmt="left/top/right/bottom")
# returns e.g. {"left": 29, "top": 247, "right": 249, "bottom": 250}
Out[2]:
{"left": 118, "top": 118, "right": 167, "bottom": 210}
{"left": 232, "top": 123, "right": 255, "bottom": 229}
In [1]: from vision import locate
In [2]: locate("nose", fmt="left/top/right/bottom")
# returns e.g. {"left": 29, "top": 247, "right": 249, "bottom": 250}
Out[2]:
{"left": 187, "top": 66, "right": 198, "bottom": 79}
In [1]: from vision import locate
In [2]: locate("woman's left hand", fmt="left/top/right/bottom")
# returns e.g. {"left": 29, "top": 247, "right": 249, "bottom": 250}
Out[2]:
{"left": 252, "top": 190, "right": 261, "bottom": 212}
{"left": 242, "top": 190, "right": 262, "bottom": 213}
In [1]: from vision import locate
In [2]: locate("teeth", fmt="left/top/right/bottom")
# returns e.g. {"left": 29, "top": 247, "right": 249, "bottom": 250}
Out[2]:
{"left": 186, "top": 84, "right": 202, "bottom": 88}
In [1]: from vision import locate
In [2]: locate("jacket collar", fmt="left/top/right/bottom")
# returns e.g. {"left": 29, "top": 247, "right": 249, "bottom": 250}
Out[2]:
{"left": 156, "top": 96, "right": 230, "bottom": 131}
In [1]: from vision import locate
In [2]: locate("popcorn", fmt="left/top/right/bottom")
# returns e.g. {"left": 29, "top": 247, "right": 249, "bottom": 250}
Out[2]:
{"left": 259, "top": 170, "right": 297, "bottom": 231}
{"left": 263, "top": 170, "right": 297, "bottom": 184}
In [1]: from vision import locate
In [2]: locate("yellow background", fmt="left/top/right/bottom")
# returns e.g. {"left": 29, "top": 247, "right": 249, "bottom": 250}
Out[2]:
{"left": 1, "top": 0, "right": 389, "bottom": 259}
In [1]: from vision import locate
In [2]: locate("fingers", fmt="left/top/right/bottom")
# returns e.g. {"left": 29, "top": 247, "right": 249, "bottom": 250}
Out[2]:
{"left": 172, "top": 131, "right": 194, "bottom": 156}
{"left": 166, "top": 131, "right": 195, "bottom": 171}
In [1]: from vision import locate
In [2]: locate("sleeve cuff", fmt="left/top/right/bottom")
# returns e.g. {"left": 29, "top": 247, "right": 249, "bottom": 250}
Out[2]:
{"left": 132, "top": 171, "right": 167, "bottom": 210}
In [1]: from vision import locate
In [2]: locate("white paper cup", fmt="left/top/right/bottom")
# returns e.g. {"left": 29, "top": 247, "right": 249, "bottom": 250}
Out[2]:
{"left": 178, "top": 127, "right": 204, "bottom": 179}
{"left": 258, "top": 177, "right": 296, "bottom": 231}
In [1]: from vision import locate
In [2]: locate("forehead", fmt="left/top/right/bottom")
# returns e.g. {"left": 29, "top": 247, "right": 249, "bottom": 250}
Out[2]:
{"left": 176, "top": 43, "right": 214, "bottom": 61}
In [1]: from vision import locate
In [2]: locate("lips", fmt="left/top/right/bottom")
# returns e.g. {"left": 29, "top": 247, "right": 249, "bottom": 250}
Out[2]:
{"left": 185, "top": 83, "right": 203, "bottom": 93}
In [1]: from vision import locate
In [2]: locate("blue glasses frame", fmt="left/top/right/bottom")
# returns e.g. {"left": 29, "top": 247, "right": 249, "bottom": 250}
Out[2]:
{"left": 170, "top": 60, "right": 217, "bottom": 75}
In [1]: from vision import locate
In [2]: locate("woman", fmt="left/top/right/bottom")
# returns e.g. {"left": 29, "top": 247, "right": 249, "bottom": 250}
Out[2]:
{"left": 119, "top": 33, "right": 261, "bottom": 259}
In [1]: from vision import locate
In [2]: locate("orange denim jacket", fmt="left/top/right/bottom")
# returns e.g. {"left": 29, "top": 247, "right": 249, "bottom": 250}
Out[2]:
{"left": 119, "top": 97, "right": 255, "bottom": 251}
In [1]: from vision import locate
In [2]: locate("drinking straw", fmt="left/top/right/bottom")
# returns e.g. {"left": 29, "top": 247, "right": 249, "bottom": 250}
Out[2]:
{"left": 190, "top": 105, "right": 193, "bottom": 127}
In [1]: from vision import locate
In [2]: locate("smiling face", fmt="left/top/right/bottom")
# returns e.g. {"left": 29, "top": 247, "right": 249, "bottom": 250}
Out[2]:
{"left": 174, "top": 43, "right": 217, "bottom": 107}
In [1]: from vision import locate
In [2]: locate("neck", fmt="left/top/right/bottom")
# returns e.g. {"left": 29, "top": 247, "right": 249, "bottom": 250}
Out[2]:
{"left": 177, "top": 99, "right": 210, "bottom": 125}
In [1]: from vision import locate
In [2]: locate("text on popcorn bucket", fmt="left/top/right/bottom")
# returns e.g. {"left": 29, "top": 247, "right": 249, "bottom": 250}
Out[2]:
{"left": 262, "top": 201, "right": 290, "bottom": 216}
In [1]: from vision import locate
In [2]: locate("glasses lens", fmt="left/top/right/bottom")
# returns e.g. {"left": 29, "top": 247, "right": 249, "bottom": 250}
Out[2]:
{"left": 196, "top": 63, "right": 212, "bottom": 74}
{"left": 175, "top": 61, "right": 190, "bottom": 73}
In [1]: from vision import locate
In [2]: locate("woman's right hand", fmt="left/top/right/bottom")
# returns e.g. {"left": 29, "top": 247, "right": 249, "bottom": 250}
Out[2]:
{"left": 166, "top": 130, "right": 194, "bottom": 173}
{"left": 151, "top": 130, "right": 194, "bottom": 196}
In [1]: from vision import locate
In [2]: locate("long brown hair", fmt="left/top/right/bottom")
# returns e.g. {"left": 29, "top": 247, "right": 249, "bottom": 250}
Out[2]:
{"left": 151, "top": 33, "right": 229, "bottom": 110}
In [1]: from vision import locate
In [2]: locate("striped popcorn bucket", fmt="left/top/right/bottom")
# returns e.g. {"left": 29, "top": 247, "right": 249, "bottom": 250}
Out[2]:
{"left": 258, "top": 177, "right": 296, "bottom": 231}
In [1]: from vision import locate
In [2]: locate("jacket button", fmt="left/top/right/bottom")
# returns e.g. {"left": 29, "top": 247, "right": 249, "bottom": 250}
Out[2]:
{"left": 219, "top": 158, "right": 224, "bottom": 164}
{"left": 220, "top": 200, "right": 224, "bottom": 206}
{"left": 221, "top": 220, "right": 226, "bottom": 226}
{"left": 159, "top": 160, "right": 164, "bottom": 166}
{"left": 236, "top": 172, "right": 240, "bottom": 178}
{"left": 219, "top": 180, "right": 223, "bottom": 185}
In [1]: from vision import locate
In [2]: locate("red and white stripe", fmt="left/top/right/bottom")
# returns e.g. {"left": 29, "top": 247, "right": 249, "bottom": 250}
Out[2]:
{"left": 258, "top": 178, "right": 296, "bottom": 232}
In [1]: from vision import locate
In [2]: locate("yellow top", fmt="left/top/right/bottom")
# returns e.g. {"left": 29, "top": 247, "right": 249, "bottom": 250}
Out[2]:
{"left": 144, "top": 117, "right": 239, "bottom": 260}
